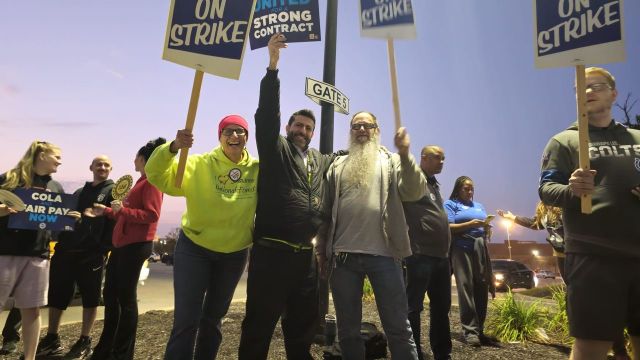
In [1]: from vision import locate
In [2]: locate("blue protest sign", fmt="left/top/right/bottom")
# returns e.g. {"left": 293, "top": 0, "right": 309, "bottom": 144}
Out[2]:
{"left": 8, "top": 189, "right": 78, "bottom": 232}
{"left": 359, "top": 0, "right": 416, "bottom": 39}
{"left": 250, "top": 0, "right": 321, "bottom": 50}
{"left": 534, "top": 0, "right": 626, "bottom": 68}
{"left": 163, "top": 0, "right": 257, "bottom": 79}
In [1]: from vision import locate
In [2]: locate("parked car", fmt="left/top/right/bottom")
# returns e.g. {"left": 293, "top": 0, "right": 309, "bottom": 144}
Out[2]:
{"left": 491, "top": 259, "right": 536, "bottom": 291}
{"left": 148, "top": 252, "right": 161, "bottom": 263}
{"left": 536, "top": 270, "right": 556, "bottom": 279}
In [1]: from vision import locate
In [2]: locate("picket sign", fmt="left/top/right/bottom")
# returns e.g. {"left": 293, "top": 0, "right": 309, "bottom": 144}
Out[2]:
{"left": 533, "top": 0, "right": 626, "bottom": 213}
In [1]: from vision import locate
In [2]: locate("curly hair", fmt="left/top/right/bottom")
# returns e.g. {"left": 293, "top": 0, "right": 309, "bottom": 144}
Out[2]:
{"left": 533, "top": 201, "right": 562, "bottom": 228}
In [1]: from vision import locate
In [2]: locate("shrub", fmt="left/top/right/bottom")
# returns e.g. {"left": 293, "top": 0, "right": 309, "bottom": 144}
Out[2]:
{"left": 486, "top": 290, "right": 544, "bottom": 343}
{"left": 542, "top": 284, "right": 572, "bottom": 345}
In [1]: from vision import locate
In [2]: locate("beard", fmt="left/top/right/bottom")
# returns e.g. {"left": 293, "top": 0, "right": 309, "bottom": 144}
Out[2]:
{"left": 342, "top": 134, "right": 380, "bottom": 189}
{"left": 287, "top": 130, "right": 311, "bottom": 149}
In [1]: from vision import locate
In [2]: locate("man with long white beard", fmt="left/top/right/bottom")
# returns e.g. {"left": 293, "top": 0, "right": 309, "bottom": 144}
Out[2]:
{"left": 317, "top": 111, "right": 426, "bottom": 360}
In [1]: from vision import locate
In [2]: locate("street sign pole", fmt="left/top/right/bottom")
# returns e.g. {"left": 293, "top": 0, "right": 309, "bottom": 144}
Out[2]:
{"left": 317, "top": 0, "right": 338, "bottom": 344}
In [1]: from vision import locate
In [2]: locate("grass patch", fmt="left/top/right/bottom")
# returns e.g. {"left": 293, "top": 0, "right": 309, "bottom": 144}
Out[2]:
{"left": 487, "top": 290, "right": 544, "bottom": 343}
{"left": 541, "top": 284, "right": 572, "bottom": 345}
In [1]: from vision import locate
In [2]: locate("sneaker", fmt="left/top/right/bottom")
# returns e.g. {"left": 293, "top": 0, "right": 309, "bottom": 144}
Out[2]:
{"left": 464, "top": 334, "right": 482, "bottom": 347}
{"left": 0, "top": 340, "right": 18, "bottom": 354}
{"left": 36, "top": 333, "right": 64, "bottom": 357}
{"left": 63, "top": 336, "right": 92, "bottom": 359}
{"left": 479, "top": 334, "right": 500, "bottom": 346}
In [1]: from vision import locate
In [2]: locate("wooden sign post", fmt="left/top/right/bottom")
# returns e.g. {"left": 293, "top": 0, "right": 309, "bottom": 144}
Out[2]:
{"left": 175, "top": 70, "right": 204, "bottom": 187}
{"left": 533, "top": 0, "right": 626, "bottom": 213}
{"left": 359, "top": 0, "right": 416, "bottom": 131}
{"left": 162, "top": 0, "right": 257, "bottom": 187}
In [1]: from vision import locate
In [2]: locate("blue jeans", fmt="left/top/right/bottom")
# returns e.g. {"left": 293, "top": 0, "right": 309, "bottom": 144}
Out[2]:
{"left": 405, "top": 255, "right": 452, "bottom": 360}
{"left": 164, "top": 232, "right": 248, "bottom": 360}
{"left": 330, "top": 253, "right": 417, "bottom": 360}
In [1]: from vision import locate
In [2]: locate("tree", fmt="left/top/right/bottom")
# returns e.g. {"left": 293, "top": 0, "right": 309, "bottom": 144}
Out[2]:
{"left": 615, "top": 92, "right": 639, "bottom": 129}
{"left": 158, "top": 227, "right": 180, "bottom": 255}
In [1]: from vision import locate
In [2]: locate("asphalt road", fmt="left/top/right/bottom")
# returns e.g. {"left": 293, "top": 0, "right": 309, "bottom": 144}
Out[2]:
{"left": 0, "top": 264, "right": 561, "bottom": 327}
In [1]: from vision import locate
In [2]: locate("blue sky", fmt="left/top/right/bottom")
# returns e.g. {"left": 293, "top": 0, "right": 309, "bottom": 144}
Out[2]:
{"left": 2, "top": 1, "right": 639, "bottom": 241}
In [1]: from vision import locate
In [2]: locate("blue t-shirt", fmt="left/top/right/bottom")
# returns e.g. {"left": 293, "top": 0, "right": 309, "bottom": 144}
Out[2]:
{"left": 444, "top": 199, "right": 487, "bottom": 240}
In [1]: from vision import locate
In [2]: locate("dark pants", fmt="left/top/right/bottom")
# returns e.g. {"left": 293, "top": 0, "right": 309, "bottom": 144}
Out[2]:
{"left": 48, "top": 251, "right": 104, "bottom": 309}
{"left": 451, "top": 244, "right": 489, "bottom": 338}
{"left": 238, "top": 243, "right": 318, "bottom": 360}
{"left": 2, "top": 307, "right": 21, "bottom": 343}
{"left": 164, "top": 233, "right": 248, "bottom": 360}
{"left": 92, "top": 241, "right": 152, "bottom": 360}
{"left": 406, "top": 255, "right": 452, "bottom": 360}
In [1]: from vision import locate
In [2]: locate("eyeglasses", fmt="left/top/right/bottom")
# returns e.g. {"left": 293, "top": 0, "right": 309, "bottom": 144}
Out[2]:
{"left": 221, "top": 128, "right": 246, "bottom": 136}
{"left": 422, "top": 154, "right": 444, "bottom": 161}
{"left": 350, "top": 123, "right": 378, "bottom": 130}
{"left": 577, "top": 82, "right": 612, "bottom": 93}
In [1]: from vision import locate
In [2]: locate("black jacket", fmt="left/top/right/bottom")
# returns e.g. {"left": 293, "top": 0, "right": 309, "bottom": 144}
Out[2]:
{"left": 402, "top": 175, "right": 451, "bottom": 258}
{"left": 0, "top": 173, "right": 63, "bottom": 258}
{"left": 254, "top": 69, "right": 335, "bottom": 245}
{"left": 55, "top": 179, "right": 115, "bottom": 253}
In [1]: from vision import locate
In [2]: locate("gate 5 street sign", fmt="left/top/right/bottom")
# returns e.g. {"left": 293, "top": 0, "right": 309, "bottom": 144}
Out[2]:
{"left": 305, "top": 77, "right": 349, "bottom": 115}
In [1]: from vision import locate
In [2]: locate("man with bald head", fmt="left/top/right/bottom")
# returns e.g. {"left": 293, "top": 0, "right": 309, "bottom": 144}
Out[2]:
{"left": 36, "top": 156, "right": 116, "bottom": 359}
{"left": 402, "top": 145, "right": 452, "bottom": 360}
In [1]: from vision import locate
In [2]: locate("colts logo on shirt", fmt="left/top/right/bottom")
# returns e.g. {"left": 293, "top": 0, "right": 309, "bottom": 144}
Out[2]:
{"left": 635, "top": 158, "right": 640, "bottom": 172}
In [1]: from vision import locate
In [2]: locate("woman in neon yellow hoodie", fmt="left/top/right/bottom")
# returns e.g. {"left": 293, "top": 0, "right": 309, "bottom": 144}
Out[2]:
{"left": 145, "top": 115, "right": 258, "bottom": 360}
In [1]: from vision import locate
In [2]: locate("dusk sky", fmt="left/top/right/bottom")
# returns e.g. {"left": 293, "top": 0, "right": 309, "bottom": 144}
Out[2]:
{"left": 2, "top": 1, "right": 639, "bottom": 242}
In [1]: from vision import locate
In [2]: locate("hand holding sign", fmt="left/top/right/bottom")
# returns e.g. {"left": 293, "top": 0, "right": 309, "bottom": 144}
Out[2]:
{"left": 170, "top": 129, "right": 195, "bottom": 153}
{"left": 66, "top": 210, "right": 82, "bottom": 220}
{"left": 0, "top": 204, "right": 18, "bottom": 217}
{"left": 112, "top": 175, "right": 133, "bottom": 201}
{"left": 268, "top": 33, "right": 288, "bottom": 70}
{"left": 569, "top": 168, "right": 597, "bottom": 197}
{"left": 0, "top": 189, "right": 27, "bottom": 212}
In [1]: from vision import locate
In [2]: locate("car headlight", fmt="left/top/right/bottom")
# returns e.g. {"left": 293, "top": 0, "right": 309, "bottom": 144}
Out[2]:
{"left": 495, "top": 273, "right": 504, "bottom": 281}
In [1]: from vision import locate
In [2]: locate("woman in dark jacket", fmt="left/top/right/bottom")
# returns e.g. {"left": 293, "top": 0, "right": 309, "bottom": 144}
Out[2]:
{"left": 89, "top": 138, "right": 165, "bottom": 360}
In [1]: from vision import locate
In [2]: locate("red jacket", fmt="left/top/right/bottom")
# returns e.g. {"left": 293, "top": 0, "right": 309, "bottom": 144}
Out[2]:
{"left": 105, "top": 175, "right": 163, "bottom": 248}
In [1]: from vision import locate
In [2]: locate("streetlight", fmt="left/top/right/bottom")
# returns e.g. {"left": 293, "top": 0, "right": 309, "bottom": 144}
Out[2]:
{"left": 502, "top": 219, "right": 513, "bottom": 260}
{"left": 531, "top": 249, "right": 540, "bottom": 257}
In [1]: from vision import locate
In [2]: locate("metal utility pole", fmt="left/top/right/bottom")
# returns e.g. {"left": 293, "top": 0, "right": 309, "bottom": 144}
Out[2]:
{"left": 317, "top": 0, "right": 338, "bottom": 344}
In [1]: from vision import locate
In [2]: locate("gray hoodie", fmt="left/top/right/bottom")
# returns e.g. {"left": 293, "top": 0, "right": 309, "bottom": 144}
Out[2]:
{"left": 539, "top": 120, "right": 640, "bottom": 258}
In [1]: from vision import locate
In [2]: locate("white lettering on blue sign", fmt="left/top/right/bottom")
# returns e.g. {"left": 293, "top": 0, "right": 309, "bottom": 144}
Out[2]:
{"left": 361, "top": 0, "right": 413, "bottom": 27}
{"left": 537, "top": 0, "right": 620, "bottom": 55}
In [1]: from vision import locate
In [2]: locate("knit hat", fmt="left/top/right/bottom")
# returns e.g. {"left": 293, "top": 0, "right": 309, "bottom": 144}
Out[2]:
{"left": 218, "top": 115, "right": 249, "bottom": 139}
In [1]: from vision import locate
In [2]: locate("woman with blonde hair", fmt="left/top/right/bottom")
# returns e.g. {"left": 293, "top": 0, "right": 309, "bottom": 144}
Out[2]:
{"left": 0, "top": 141, "right": 69, "bottom": 360}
